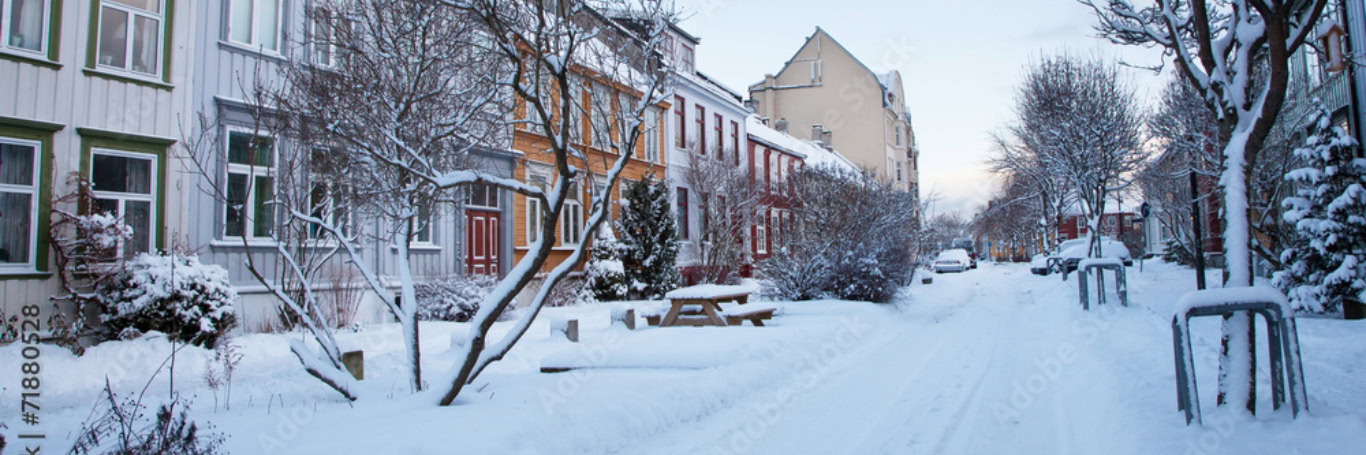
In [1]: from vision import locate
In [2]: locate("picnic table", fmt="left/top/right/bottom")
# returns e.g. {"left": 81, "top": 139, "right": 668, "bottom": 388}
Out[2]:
{"left": 648, "top": 282, "right": 772, "bottom": 327}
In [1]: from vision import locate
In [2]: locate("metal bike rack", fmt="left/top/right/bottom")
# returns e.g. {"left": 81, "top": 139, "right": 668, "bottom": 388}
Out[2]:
{"left": 1077, "top": 261, "right": 1127, "bottom": 310}
{"left": 1171, "top": 292, "right": 1308, "bottom": 426}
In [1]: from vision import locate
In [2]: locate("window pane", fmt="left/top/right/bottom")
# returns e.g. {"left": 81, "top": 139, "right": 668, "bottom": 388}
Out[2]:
{"left": 230, "top": 0, "right": 253, "bottom": 43}
{"left": 528, "top": 201, "right": 540, "bottom": 243}
{"left": 253, "top": 175, "right": 274, "bottom": 237}
{"left": 98, "top": 7, "right": 129, "bottom": 68}
{"left": 225, "top": 173, "right": 246, "bottom": 237}
{"left": 7, "top": 0, "right": 44, "bottom": 52}
{"left": 0, "top": 191, "right": 32, "bottom": 263}
{"left": 109, "top": 0, "right": 158, "bottom": 13}
{"left": 258, "top": 0, "right": 279, "bottom": 51}
{"left": 125, "top": 200, "right": 151, "bottom": 257}
{"left": 131, "top": 15, "right": 159, "bottom": 75}
{"left": 0, "top": 142, "right": 36, "bottom": 186}
{"left": 92, "top": 154, "right": 152, "bottom": 195}
{"left": 228, "top": 131, "right": 273, "bottom": 166}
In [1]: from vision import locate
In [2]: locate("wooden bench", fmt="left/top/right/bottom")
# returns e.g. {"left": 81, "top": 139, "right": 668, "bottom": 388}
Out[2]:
{"left": 722, "top": 306, "right": 775, "bottom": 326}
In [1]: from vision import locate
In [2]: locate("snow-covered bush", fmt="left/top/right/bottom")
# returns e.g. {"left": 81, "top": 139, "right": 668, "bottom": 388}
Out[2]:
{"left": 584, "top": 226, "right": 628, "bottom": 301}
{"left": 1163, "top": 238, "right": 1195, "bottom": 266}
{"left": 415, "top": 274, "right": 498, "bottom": 322}
{"left": 760, "top": 165, "right": 919, "bottom": 303}
{"left": 1274, "top": 102, "right": 1366, "bottom": 313}
{"left": 617, "top": 175, "right": 681, "bottom": 299}
{"left": 95, "top": 253, "right": 239, "bottom": 348}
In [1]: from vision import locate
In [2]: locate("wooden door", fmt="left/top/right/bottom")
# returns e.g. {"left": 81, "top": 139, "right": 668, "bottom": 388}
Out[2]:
{"left": 466, "top": 210, "right": 500, "bottom": 275}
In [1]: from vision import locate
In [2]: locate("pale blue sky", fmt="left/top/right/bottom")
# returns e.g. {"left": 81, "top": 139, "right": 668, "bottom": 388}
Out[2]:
{"left": 674, "top": 0, "right": 1167, "bottom": 218}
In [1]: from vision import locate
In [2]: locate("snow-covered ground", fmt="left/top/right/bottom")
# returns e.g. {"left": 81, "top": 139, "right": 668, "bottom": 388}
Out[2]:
{"left": 3, "top": 260, "right": 1364, "bottom": 454}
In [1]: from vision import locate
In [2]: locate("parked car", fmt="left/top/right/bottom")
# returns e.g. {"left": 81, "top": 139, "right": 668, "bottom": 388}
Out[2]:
{"left": 1058, "top": 238, "right": 1133, "bottom": 273}
{"left": 1030, "top": 254, "right": 1052, "bottom": 275}
{"left": 934, "top": 249, "right": 972, "bottom": 273}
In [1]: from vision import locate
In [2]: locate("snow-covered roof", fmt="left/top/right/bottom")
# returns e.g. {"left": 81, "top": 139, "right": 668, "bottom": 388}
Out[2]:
{"left": 745, "top": 115, "right": 858, "bottom": 173}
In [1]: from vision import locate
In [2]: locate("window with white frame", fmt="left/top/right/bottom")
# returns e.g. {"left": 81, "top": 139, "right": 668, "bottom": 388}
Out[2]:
{"left": 590, "top": 84, "right": 612, "bottom": 150}
{"left": 229, "top": 0, "right": 282, "bottom": 52}
{"left": 560, "top": 179, "right": 583, "bottom": 246}
{"left": 96, "top": 0, "right": 165, "bottom": 76}
{"left": 224, "top": 129, "right": 275, "bottom": 240}
{"left": 644, "top": 108, "right": 660, "bottom": 163}
{"left": 1, "top": 0, "right": 48, "bottom": 54}
{"left": 0, "top": 137, "right": 40, "bottom": 270}
{"left": 525, "top": 174, "right": 547, "bottom": 245}
{"left": 413, "top": 203, "right": 433, "bottom": 244}
{"left": 306, "top": 148, "right": 349, "bottom": 240}
{"left": 309, "top": 1, "right": 343, "bottom": 67}
{"left": 90, "top": 149, "right": 157, "bottom": 259}
{"left": 567, "top": 77, "right": 585, "bottom": 145}
{"left": 755, "top": 210, "right": 767, "bottom": 255}
{"left": 467, "top": 182, "right": 500, "bottom": 209}
{"left": 895, "top": 125, "right": 902, "bottom": 146}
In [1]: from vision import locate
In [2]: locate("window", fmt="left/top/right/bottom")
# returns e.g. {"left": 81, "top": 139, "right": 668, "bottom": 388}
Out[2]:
{"left": 90, "top": 149, "right": 157, "bottom": 259}
{"left": 755, "top": 210, "right": 767, "bottom": 255}
{"left": 568, "top": 79, "right": 585, "bottom": 145}
{"left": 229, "top": 0, "right": 281, "bottom": 52}
{"left": 1, "top": 0, "right": 47, "bottom": 55}
{"left": 306, "top": 149, "right": 349, "bottom": 240}
{"left": 713, "top": 114, "right": 722, "bottom": 160}
{"left": 591, "top": 84, "right": 611, "bottom": 150}
{"left": 560, "top": 180, "right": 583, "bottom": 246}
{"left": 897, "top": 161, "right": 903, "bottom": 182}
{"left": 674, "top": 96, "right": 685, "bottom": 149}
{"left": 310, "top": 2, "right": 341, "bottom": 66}
{"left": 768, "top": 152, "right": 778, "bottom": 192}
{"left": 895, "top": 126, "right": 903, "bottom": 146}
{"left": 525, "top": 174, "right": 547, "bottom": 245}
{"left": 771, "top": 209, "right": 780, "bottom": 246}
{"left": 467, "top": 183, "right": 500, "bottom": 208}
{"left": 699, "top": 192, "right": 710, "bottom": 243}
{"left": 730, "top": 121, "right": 739, "bottom": 166}
{"left": 0, "top": 137, "right": 40, "bottom": 270}
{"left": 695, "top": 105, "right": 706, "bottom": 155}
{"left": 224, "top": 129, "right": 275, "bottom": 240}
{"left": 414, "top": 203, "right": 433, "bottom": 244}
{"left": 644, "top": 109, "right": 660, "bottom": 163}
{"left": 676, "top": 187, "right": 688, "bottom": 240}
{"left": 97, "top": 0, "right": 164, "bottom": 76}
{"left": 678, "top": 42, "right": 694, "bottom": 74}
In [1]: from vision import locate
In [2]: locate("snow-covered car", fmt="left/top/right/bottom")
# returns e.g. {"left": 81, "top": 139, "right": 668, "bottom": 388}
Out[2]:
{"left": 1058, "top": 239, "right": 1133, "bottom": 273}
{"left": 934, "top": 249, "right": 972, "bottom": 273}
{"left": 949, "top": 238, "right": 978, "bottom": 268}
{"left": 1029, "top": 254, "right": 1052, "bottom": 275}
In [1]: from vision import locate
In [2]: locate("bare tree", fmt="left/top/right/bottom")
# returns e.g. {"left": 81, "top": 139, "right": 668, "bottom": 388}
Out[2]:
{"left": 432, "top": 0, "right": 677, "bottom": 405}
{"left": 683, "top": 148, "right": 763, "bottom": 284}
{"left": 1006, "top": 53, "right": 1146, "bottom": 258}
{"left": 1081, "top": 0, "right": 1330, "bottom": 412}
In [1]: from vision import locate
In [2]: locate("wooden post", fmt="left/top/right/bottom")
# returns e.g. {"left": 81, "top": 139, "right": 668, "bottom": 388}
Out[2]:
{"left": 552, "top": 318, "right": 579, "bottom": 342}
{"left": 612, "top": 308, "right": 637, "bottom": 330}
{"left": 342, "top": 350, "right": 364, "bottom": 380}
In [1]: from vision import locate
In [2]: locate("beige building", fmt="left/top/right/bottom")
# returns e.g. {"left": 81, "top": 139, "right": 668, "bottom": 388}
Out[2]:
{"left": 748, "top": 27, "right": 918, "bottom": 196}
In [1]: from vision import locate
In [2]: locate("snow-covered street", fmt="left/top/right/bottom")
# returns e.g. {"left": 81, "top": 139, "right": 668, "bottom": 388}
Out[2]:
{"left": 6, "top": 260, "right": 1365, "bottom": 454}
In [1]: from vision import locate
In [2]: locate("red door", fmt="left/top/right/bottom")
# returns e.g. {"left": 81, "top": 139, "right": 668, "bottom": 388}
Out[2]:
{"left": 466, "top": 210, "right": 500, "bottom": 275}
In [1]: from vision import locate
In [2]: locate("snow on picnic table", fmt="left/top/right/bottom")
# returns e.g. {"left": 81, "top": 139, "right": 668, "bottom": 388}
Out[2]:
{"left": 663, "top": 280, "right": 761, "bottom": 300}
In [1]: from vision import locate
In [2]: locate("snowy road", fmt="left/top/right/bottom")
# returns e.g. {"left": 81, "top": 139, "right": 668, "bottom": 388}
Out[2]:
{"left": 614, "top": 265, "right": 1137, "bottom": 455}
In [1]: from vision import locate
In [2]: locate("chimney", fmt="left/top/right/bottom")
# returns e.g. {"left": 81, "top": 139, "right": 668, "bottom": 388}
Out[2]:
{"left": 775, "top": 117, "right": 788, "bottom": 133}
{"left": 821, "top": 130, "right": 833, "bottom": 148}
{"left": 744, "top": 99, "right": 758, "bottom": 112}
{"left": 811, "top": 124, "right": 824, "bottom": 143}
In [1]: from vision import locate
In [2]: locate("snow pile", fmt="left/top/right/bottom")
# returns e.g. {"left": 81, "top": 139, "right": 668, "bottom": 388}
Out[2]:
{"left": 95, "top": 253, "right": 239, "bottom": 348}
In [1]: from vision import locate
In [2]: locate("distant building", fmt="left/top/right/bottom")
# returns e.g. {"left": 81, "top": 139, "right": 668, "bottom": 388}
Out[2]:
{"left": 747, "top": 27, "right": 918, "bottom": 198}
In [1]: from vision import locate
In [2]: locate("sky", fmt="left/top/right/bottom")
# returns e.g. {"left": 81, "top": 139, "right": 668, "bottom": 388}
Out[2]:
{"left": 673, "top": 0, "right": 1169, "bottom": 218}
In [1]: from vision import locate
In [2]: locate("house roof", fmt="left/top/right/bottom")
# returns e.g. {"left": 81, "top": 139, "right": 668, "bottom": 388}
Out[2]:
{"left": 745, "top": 115, "right": 858, "bottom": 172}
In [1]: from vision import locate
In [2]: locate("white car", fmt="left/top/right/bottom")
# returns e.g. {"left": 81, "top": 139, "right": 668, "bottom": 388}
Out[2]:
{"left": 1058, "top": 239, "right": 1133, "bottom": 272}
{"left": 934, "top": 249, "right": 972, "bottom": 273}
